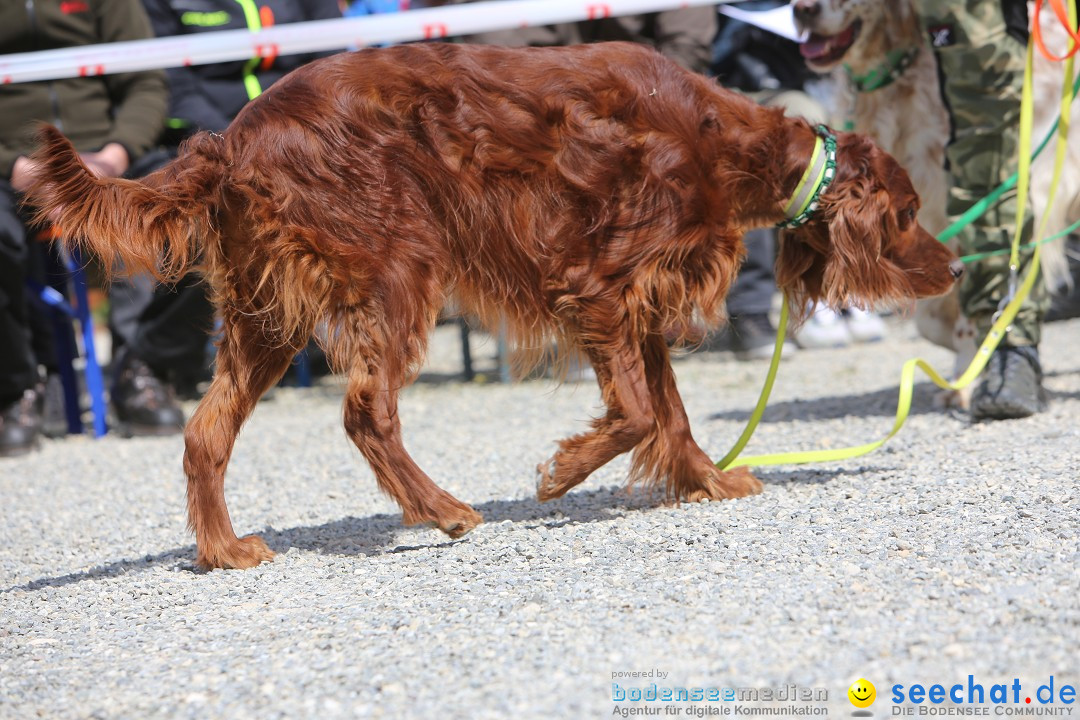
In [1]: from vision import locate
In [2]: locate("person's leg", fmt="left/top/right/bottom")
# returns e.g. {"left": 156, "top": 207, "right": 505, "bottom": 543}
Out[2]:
{"left": 24, "top": 239, "right": 63, "bottom": 382}
{"left": 725, "top": 228, "right": 799, "bottom": 359}
{"left": 108, "top": 272, "right": 155, "bottom": 359}
{"left": 0, "top": 182, "right": 43, "bottom": 456}
{"left": 109, "top": 271, "right": 213, "bottom": 434}
{"left": 124, "top": 273, "right": 214, "bottom": 381}
{"left": 728, "top": 229, "right": 775, "bottom": 318}
{"left": 924, "top": 0, "right": 1047, "bottom": 419}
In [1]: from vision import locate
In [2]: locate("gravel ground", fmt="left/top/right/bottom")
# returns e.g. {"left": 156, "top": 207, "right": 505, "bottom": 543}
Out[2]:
{"left": 1, "top": 315, "right": 1078, "bottom": 719}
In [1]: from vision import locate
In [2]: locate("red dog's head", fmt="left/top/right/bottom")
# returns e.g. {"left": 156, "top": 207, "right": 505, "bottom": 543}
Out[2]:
{"left": 775, "top": 130, "right": 962, "bottom": 316}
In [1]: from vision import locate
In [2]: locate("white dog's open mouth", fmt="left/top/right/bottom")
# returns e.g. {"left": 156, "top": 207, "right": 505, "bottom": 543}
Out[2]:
{"left": 800, "top": 20, "right": 862, "bottom": 67}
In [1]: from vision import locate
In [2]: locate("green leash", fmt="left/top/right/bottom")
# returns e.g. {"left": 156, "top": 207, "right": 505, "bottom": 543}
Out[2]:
{"left": 959, "top": 216, "right": 1080, "bottom": 263}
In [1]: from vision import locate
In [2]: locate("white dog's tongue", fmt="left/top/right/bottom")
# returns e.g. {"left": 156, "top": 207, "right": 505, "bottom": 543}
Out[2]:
{"left": 800, "top": 36, "right": 831, "bottom": 59}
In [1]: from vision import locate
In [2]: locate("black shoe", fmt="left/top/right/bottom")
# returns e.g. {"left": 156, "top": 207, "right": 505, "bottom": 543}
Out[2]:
{"left": 971, "top": 345, "right": 1048, "bottom": 421}
{"left": 729, "top": 313, "right": 796, "bottom": 361}
{"left": 0, "top": 388, "right": 43, "bottom": 458}
{"left": 111, "top": 351, "right": 185, "bottom": 436}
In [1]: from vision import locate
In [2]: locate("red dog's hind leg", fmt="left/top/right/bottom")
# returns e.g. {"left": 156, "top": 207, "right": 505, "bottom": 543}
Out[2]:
{"left": 638, "top": 334, "right": 763, "bottom": 501}
{"left": 184, "top": 318, "right": 299, "bottom": 570}
{"left": 342, "top": 359, "right": 482, "bottom": 538}
{"left": 536, "top": 322, "right": 656, "bottom": 502}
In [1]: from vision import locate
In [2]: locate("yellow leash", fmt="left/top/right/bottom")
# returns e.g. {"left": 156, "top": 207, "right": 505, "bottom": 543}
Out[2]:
{"left": 716, "top": 1, "right": 1076, "bottom": 471}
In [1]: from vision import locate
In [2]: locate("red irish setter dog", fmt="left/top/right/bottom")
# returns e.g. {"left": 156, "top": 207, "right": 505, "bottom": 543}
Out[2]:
{"left": 26, "top": 42, "right": 961, "bottom": 570}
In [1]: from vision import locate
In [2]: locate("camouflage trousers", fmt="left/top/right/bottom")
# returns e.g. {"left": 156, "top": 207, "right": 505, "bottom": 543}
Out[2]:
{"left": 919, "top": 0, "right": 1046, "bottom": 346}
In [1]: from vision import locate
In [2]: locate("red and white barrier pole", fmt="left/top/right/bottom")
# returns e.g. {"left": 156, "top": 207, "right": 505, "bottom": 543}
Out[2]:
{"left": 0, "top": 0, "right": 756, "bottom": 85}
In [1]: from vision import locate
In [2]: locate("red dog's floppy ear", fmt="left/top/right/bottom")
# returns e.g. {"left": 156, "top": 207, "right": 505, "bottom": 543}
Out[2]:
{"left": 820, "top": 178, "right": 912, "bottom": 310}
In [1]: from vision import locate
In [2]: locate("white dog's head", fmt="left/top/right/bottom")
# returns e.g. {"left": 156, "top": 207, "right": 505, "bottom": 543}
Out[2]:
{"left": 791, "top": 0, "right": 920, "bottom": 73}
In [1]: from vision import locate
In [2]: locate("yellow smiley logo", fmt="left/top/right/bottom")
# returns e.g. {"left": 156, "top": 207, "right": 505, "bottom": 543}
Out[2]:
{"left": 848, "top": 679, "right": 876, "bottom": 708}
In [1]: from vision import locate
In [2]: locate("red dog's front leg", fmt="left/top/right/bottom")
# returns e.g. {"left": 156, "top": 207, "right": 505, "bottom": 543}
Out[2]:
{"left": 635, "top": 334, "right": 764, "bottom": 501}
{"left": 535, "top": 327, "right": 656, "bottom": 502}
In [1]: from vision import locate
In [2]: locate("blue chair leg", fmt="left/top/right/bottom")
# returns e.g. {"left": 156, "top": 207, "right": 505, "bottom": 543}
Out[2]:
{"left": 66, "top": 248, "right": 108, "bottom": 437}
{"left": 29, "top": 241, "right": 109, "bottom": 438}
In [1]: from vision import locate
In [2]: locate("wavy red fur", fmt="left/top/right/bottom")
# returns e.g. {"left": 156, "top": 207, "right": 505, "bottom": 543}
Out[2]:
{"left": 22, "top": 42, "right": 959, "bottom": 569}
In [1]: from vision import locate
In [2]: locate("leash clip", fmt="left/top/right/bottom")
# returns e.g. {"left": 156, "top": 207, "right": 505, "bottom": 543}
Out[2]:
{"left": 992, "top": 263, "right": 1020, "bottom": 326}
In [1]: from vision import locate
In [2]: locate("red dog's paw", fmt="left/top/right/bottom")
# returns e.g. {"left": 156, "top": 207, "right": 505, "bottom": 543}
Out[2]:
{"left": 439, "top": 506, "right": 483, "bottom": 539}
{"left": 535, "top": 454, "right": 584, "bottom": 503}
{"left": 197, "top": 534, "right": 275, "bottom": 570}
{"left": 682, "top": 466, "right": 763, "bottom": 502}
{"left": 535, "top": 456, "right": 563, "bottom": 502}
{"left": 405, "top": 498, "right": 483, "bottom": 539}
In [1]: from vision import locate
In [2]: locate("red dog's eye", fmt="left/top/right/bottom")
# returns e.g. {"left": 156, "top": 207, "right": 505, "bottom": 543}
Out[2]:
{"left": 900, "top": 207, "right": 916, "bottom": 228}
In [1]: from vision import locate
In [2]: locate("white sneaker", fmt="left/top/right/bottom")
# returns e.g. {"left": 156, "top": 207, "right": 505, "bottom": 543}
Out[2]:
{"left": 843, "top": 307, "right": 887, "bottom": 343}
{"left": 792, "top": 304, "right": 853, "bottom": 349}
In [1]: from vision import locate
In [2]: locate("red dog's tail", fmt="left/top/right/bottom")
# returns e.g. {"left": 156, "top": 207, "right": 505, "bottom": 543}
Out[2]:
{"left": 24, "top": 124, "right": 228, "bottom": 282}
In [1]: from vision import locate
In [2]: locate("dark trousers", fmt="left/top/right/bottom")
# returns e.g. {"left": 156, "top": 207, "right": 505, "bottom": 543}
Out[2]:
{"left": 108, "top": 270, "right": 214, "bottom": 375}
{"left": 0, "top": 181, "right": 39, "bottom": 404}
{"left": 727, "top": 227, "right": 776, "bottom": 317}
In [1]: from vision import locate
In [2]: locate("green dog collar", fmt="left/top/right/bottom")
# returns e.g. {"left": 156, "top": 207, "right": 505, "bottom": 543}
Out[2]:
{"left": 846, "top": 47, "right": 920, "bottom": 92}
{"left": 778, "top": 125, "right": 838, "bottom": 230}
